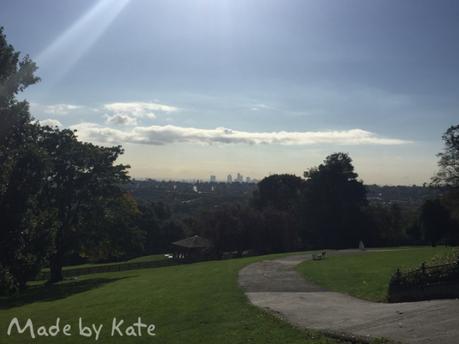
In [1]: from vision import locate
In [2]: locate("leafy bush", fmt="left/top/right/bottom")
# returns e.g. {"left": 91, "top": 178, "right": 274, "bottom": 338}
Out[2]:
{"left": 389, "top": 250, "right": 459, "bottom": 289}
{"left": 0, "top": 265, "right": 18, "bottom": 295}
{"left": 427, "top": 248, "right": 459, "bottom": 266}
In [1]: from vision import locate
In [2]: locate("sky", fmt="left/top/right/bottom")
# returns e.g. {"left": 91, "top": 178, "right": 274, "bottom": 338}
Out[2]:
{"left": 1, "top": 0, "right": 458, "bottom": 184}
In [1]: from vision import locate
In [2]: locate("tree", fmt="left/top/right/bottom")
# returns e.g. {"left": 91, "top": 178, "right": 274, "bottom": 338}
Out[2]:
{"left": 81, "top": 193, "right": 144, "bottom": 262}
{"left": 137, "top": 202, "right": 162, "bottom": 254}
{"left": 0, "top": 27, "right": 50, "bottom": 292}
{"left": 137, "top": 201, "right": 183, "bottom": 254}
{"left": 252, "top": 174, "right": 304, "bottom": 211}
{"left": 433, "top": 125, "right": 459, "bottom": 188}
{"left": 0, "top": 142, "right": 56, "bottom": 290}
{"left": 406, "top": 221, "right": 422, "bottom": 244}
{"left": 301, "top": 153, "right": 368, "bottom": 248}
{"left": 0, "top": 26, "right": 40, "bottom": 175}
{"left": 432, "top": 125, "right": 459, "bottom": 239}
{"left": 40, "top": 127, "right": 130, "bottom": 282}
{"left": 197, "top": 204, "right": 245, "bottom": 256}
{"left": 0, "top": 25, "right": 40, "bottom": 198}
{"left": 366, "top": 203, "right": 409, "bottom": 246}
{"left": 419, "top": 199, "right": 451, "bottom": 246}
{"left": 1, "top": 26, "right": 135, "bottom": 289}
{"left": 259, "top": 207, "right": 301, "bottom": 253}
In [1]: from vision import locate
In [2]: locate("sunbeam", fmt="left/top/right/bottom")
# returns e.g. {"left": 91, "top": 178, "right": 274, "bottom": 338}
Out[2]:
{"left": 35, "top": 0, "right": 131, "bottom": 85}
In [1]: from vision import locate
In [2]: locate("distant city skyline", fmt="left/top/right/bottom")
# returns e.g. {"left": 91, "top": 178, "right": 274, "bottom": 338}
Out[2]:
{"left": 1, "top": 0, "right": 458, "bottom": 185}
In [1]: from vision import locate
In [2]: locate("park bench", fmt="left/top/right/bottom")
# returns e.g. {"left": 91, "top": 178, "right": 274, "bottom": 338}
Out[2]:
{"left": 312, "top": 251, "right": 327, "bottom": 261}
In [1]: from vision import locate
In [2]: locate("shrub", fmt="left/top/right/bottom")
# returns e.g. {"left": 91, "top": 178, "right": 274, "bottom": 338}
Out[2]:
{"left": 0, "top": 265, "right": 18, "bottom": 295}
{"left": 389, "top": 250, "right": 459, "bottom": 290}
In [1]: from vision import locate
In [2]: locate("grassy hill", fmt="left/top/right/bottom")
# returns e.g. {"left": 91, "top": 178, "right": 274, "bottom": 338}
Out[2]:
{"left": 1, "top": 253, "right": 343, "bottom": 344}
{"left": 297, "top": 247, "right": 455, "bottom": 302}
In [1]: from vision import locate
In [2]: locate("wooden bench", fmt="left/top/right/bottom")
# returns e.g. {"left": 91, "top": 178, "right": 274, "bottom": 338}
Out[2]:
{"left": 312, "top": 251, "right": 327, "bottom": 261}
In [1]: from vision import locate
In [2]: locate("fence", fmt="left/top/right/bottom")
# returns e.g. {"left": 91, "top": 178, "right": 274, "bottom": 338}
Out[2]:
{"left": 388, "top": 261, "right": 459, "bottom": 302}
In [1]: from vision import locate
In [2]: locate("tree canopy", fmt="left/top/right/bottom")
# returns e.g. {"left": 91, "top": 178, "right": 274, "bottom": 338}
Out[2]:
{"left": 0, "top": 27, "right": 132, "bottom": 290}
{"left": 301, "top": 153, "right": 368, "bottom": 248}
{"left": 0, "top": 26, "right": 48, "bottom": 291}
{"left": 433, "top": 125, "right": 459, "bottom": 188}
{"left": 252, "top": 174, "right": 304, "bottom": 211}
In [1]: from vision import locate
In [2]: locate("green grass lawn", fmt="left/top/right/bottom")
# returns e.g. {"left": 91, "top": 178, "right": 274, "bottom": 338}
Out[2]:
{"left": 1, "top": 253, "right": 345, "bottom": 344}
{"left": 297, "top": 247, "right": 454, "bottom": 302}
{"left": 127, "top": 254, "right": 168, "bottom": 263}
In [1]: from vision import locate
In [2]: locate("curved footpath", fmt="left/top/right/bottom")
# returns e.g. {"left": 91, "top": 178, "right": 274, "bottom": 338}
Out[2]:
{"left": 239, "top": 251, "right": 459, "bottom": 344}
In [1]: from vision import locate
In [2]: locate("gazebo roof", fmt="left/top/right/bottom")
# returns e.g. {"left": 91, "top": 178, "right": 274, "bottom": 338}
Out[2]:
{"left": 172, "top": 235, "right": 212, "bottom": 248}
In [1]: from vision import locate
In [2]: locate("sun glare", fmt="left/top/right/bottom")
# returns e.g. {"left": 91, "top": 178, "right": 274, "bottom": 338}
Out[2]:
{"left": 35, "top": 0, "right": 131, "bottom": 84}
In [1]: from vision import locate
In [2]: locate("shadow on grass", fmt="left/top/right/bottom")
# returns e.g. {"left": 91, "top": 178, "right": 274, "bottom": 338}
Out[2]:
{"left": 0, "top": 276, "right": 133, "bottom": 310}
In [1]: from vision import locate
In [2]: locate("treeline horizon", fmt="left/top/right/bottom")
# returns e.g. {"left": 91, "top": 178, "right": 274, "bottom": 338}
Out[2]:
{"left": 129, "top": 177, "right": 436, "bottom": 188}
{"left": 126, "top": 179, "right": 442, "bottom": 207}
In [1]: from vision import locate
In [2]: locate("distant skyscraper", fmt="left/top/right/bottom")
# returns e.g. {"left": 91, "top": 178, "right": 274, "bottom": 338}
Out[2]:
{"left": 210, "top": 175, "right": 217, "bottom": 183}
{"left": 236, "top": 172, "right": 243, "bottom": 183}
{"left": 227, "top": 174, "right": 233, "bottom": 183}
{"left": 246, "top": 176, "right": 251, "bottom": 183}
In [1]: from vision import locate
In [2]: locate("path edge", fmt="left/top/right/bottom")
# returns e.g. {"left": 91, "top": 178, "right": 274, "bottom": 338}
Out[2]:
{"left": 238, "top": 253, "right": 399, "bottom": 344}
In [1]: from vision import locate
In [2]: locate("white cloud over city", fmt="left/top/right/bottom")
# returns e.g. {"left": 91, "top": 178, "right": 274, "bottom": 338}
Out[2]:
{"left": 71, "top": 123, "right": 411, "bottom": 146}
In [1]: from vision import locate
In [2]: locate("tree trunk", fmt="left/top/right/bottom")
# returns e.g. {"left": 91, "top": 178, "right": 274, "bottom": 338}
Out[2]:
{"left": 49, "top": 254, "right": 63, "bottom": 283}
{"left": 49, "top": 225, "right": 64, "bottom": 283}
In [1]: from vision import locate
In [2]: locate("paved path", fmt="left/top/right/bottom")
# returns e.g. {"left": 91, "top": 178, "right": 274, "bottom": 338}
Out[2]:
{"left": 239, "top": 252, "right": 459, "bottom": 344}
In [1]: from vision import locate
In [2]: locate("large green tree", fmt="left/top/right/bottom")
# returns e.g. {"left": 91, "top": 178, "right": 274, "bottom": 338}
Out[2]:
{"left": 81, "top": 193, "right": 144, "bottom": 262}
{"left": 419, "top": 199, "right": 451, "bottom": 246}
{"left": 40, "top": 127, "right": 130, "bottom": 282}
{"left": 433, "top": 125, "right": 459, "bottom": 188}
{"left": 0, "top": 27, "right": 133, "bottom": 288}
{"left": 301, "top": 153, "right": 368, "bottom": 248}
{"left": 252, "top": 174, "right": 304, "bottom": 211}
{"left": 0, "top": 27, "right": 52, "bottom": 292}
{"left": 432, "top": 125, "right": 459, "bottom": 243}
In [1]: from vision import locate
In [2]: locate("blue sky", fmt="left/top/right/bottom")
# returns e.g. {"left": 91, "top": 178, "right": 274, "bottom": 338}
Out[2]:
{"left": 1, "top": 0, "right": 458, "bottom": 184}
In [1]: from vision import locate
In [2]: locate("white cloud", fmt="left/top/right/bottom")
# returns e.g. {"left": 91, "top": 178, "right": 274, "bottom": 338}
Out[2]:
{"left": 102, "top": 102, "right": 178, "bottom": 125}
{"left": 31, "top": 101, "right": 177, "bottom": 126}
{"left": 71, "top": 122, "right": 411, "bottom": 146}
{"left": 39, "top": 118, "right": 63, "bottom": 127}
{"left": 250, "top": 103, "right": 273, "bottom": 111}
{"left": 104, "top": 114, "right": 138, "bottom": 126}
{"left": 35, "top": 103, "right": 82, "bottom": 115}
{"left": 104, "top": 101, "right": 178, "bottom": 113}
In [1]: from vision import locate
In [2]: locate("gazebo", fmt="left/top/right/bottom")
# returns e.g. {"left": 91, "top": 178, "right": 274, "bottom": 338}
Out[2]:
{"left": 171, "top": 235, "right": 212, "bottom": 262}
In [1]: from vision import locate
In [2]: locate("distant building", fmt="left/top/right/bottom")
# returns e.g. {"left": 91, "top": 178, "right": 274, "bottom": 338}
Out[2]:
{"left": 210, "top": 175, "right": 217, "bottom": 183}
{"left": 227, "top": 174, "right": 233, "bottom": 183}
{"left": 246, "top": 176, "right": 251, "bottom": 183}
{"left": 236, "top": 172, "right": 243, "bottom": 183}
